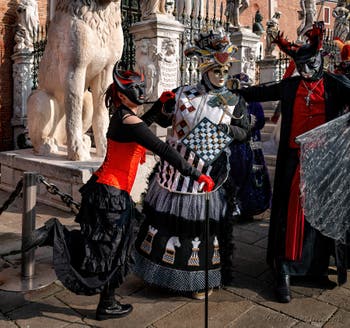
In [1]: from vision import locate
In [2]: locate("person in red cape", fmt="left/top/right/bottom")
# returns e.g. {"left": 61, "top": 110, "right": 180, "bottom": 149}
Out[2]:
{"left": 22, "top": 65, "right": 214, "bottom": 320}
{"left": 238, "top": 21, "right": 350, "bottom": 303}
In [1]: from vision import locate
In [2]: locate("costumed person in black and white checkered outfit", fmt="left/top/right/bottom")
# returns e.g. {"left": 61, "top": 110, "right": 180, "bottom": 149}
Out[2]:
{"left": 133, "top": 28, "right": 251, "bottom": 298}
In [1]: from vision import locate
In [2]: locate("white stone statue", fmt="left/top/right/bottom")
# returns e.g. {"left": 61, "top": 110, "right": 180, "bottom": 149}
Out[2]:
{"left": 14, "top": 0, "right": 39, "bottom": 52}
{"left": 176, "top": 0, "right": 203, "bottom": 17}
{"left": 135, "top": 39, "right": 158, "bottom": 102}
{"left": 226, "top": 0, "right": 249, "bottom": 28}
{"left": 333, "top": 5, "right": 350, "bottom": 40}
{"left": 27, "top": 0, "right": 123, "bottom": 161}
{"left": 158, "top": 38, "right": 179, "bottom": 95}
{"left": 242, "top": 47, "right": 256, "bottom": 82}
{"left": 297, "top": 0, "right": 317, "bottom": 43}
{"left": 265, "top": 11, "right": 281, "bottom": 57}
{"left": 140, "top": 0, "right": 167, "bottom": 20}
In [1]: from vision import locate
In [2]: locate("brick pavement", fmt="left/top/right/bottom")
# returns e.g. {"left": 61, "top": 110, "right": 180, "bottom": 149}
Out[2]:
{"left": 0, "top": 189, "right": 349, "bottom": 328}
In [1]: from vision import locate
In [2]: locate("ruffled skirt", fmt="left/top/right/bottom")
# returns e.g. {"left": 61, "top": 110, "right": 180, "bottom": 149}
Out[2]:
{"left": 52, "top": 176, "right": 136, "bottom": 295}
{"left": 133, "top": 177, "right": 227, "bottom": 292}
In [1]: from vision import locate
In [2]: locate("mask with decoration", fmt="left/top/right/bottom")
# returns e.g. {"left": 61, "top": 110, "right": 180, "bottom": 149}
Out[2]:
{"left": 273, "top": 21, "right": 325, "bottom": 81}
{"left": 184, "top": 28, "right": 238, "bottom": 90}
{"left": 113, "top": 65, "right": 145, "bottom": 105}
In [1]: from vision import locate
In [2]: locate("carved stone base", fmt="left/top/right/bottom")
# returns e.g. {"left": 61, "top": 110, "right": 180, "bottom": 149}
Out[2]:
{"left": 228, "top": 27, "right": 262, "bottom": 80}
{"left": 0, "top": 148, "right": 156, "bottom": 210}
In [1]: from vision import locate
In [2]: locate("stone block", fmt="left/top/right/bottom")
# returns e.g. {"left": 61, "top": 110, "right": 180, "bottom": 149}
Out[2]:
{"left": 229, "top": 305, "right": 298, "bottom": 328}
{"left": 0, "top": 148, "right": 156, "bottom": 211}
{"left": 1, "top": 165, "right": 14, "bottom": 186}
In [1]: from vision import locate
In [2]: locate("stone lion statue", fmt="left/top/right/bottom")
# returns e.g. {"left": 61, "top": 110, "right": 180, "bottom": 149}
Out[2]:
{"left": 27, "top": 0, "right": 123, "bottom": 161}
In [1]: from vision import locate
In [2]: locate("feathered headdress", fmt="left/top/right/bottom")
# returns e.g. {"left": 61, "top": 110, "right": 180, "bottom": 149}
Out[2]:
{"left": 273, "top": 21, "right": 325, "bottom": 61}
{"left": 184, "top": 28, "right": 238, "bottom": 73}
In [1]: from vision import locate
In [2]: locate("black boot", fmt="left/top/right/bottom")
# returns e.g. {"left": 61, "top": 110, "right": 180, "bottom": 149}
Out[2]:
{"left": 275, "top": 273, "right": 291, "bottom": 303}
{"left": 21, "top": 218, "right": 57, "bottom": 252}
{"left": 96, "top": 284, "right": 133, "bottom": 321}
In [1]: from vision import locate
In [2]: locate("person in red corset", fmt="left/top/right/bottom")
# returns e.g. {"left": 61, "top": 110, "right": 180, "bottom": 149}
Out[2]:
{"left": 22, "top": 65, "right": 214, "bottom": 320}
{"left": 238, "top": 21, "right": 350, "bottom": 303}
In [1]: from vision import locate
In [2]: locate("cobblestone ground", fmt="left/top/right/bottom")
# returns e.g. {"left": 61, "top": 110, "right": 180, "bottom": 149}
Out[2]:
{"left": 0, "top": 190, "right": 349, "bottom": 328}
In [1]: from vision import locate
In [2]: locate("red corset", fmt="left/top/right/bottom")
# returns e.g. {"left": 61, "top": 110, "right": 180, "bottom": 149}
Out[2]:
{"left": 95, "top": 139, "right": 146, "bottom": 193}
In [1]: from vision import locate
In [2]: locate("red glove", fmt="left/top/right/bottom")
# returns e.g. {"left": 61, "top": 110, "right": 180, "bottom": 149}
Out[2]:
{"left": 160, "top": 90, "right": 176, "bottom": 104}
{"left": 197, "top": 174, "right": 215, "bottom": 192}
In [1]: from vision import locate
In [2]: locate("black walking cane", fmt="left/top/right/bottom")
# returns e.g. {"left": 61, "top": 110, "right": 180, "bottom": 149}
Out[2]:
{"left": 199, "top": 182, "right": 210, "bottom": 328}
{"left": 204, "top": 189, "right": 210, "bottom": 328}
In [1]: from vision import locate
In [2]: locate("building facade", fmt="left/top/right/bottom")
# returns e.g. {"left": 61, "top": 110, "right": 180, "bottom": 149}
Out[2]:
{"left": 0, "top": 1, "right": 338, "bottom": 151}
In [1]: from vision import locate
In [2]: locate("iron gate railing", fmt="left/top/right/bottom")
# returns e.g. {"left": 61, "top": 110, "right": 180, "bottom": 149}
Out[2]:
{"left": 30, "top": 3, "right": 340, "bottom": 90}
{"left": 120, "top": 0, "right": 141, "bottom": 70}
{"left": 177, "top": 0, "right": 229, "bottom": 85}
{"left": 32, "top": 26, "right": 47, "bottom": 90}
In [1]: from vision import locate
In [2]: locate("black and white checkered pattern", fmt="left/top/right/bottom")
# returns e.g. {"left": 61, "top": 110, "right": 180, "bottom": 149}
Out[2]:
{"left": 182, "top": 117, "right": 233, "bottom": 164}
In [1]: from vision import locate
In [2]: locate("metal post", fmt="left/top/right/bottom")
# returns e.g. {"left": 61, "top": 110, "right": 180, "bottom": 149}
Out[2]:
{"left": 0, "top": 172, "right": 56, "bottom": 292}
{"left": 204, "top": 191, "right": 209, "bottom": 328}
{"left": 21, "top": 172, "right": 37, "bottom": 278}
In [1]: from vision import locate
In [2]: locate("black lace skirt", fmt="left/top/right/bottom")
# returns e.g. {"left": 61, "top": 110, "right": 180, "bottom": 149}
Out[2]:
{"left": 52, "top": 176, "right": 136, "bottom": 295}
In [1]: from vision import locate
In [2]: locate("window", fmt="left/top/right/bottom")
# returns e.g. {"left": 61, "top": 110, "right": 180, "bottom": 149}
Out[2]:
{"left": 324, "top": 7, "right": 331, "bottom": 25}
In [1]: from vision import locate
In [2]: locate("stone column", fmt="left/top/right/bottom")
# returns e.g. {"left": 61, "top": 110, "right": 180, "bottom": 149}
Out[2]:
{"left": 229, "top": 27, "right": 262, "bottom": 82}
{"left": 11, "top": 0, "right": 39, "bottom": 149}
{"left": 129, "top": 14, "right": 185, "bottom": 201}
{"left": 11, "top": 51, "right": 34, "bottom": 148}
{"left": 130, "top": 15, "right": 185, "bottom": 111}
{"left": 258, "top": 57, "right": 280, "bottom": 111}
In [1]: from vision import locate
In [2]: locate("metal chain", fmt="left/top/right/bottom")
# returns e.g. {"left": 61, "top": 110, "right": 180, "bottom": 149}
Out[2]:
{"left": 0, "top": 178, "right": 24, "bottom": 215}
{"left": 37, "top": 175, "right": 81, "bottom": 215}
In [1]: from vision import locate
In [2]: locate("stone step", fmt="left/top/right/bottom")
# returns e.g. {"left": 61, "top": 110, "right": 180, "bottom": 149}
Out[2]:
{"left": 261, "top": 131, "right": 272, "bottom": 142}
{"left": 262, "top": 122, "right": 276, "bottom": 134}
{"left": 264, "top": 153, "right": 277, "bottom": 167}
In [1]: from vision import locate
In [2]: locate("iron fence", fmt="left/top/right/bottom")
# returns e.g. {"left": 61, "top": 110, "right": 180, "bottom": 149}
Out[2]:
{"left": 30, "top": 4, "right": 340, "bottom": 91}
{"left": 32, "top": 26, "right": 47, "bottom": 90}
{"left": 177, "top": 0, "right": 229, "bottom": 85}
{"left": 120, "top": 0, "right": 141, "bottom": 70}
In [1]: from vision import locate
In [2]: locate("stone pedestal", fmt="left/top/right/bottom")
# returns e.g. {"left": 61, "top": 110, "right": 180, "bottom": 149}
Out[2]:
{"left": 130, "top": 15, "right": 184, "bottom": 114}
{"left": 130, "top": 15, "right": 184, "bottom": 141}
{"left": 229, "top": 27, "right": 262, "bottom": 80}
{"left": 258, "top": 56, "right": 279, "bottom": 83}
{"left": 258, "top": 56, "right": 280, "bottom": 111}
{"left": 0, "top": 148, "right": 156, "bottom": 211}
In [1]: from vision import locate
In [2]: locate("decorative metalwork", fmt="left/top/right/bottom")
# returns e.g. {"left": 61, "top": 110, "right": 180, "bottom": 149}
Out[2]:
{"left": 177, "top": 0, "right": 229, "bottom": 85}
{"left": 277, "top": 52, "right": 291, "bottom": 81}
{"left": 120, "top": 0, "right": 141, "bottom": 70}
{"left": 322, "top": 28, "right": 341, "bottom": 73}
{"left": 31, "top": 25, "right": 47, "bottom": 89}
